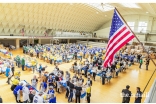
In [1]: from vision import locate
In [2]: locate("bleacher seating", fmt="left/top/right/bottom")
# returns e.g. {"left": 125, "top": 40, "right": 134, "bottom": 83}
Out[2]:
{"left": 77, "top": 41, "right": 107, "bottom": 48}
{"left": 55, "top": 32, "right": 92, "bottom": 37}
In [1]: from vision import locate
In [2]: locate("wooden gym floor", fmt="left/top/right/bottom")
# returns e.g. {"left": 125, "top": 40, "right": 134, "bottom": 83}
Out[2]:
{"left": 0, "top": 48, "right": 156, "bottom": 103}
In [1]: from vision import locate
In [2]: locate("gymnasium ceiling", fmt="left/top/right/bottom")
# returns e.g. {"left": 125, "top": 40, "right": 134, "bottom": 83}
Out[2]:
{"left": 0, "top": 3, "right": 156, "bottom": 35}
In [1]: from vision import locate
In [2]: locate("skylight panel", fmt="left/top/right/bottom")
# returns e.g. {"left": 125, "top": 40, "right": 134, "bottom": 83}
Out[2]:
{"left": 120, "top": 3, "right": 140, "bottom": 8}
{"left": 86, "top": 3, "right": 114, "bottom": 12}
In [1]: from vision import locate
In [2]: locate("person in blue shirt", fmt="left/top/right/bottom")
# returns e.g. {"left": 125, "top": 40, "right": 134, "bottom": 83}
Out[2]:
{"left": 36, "top": 49, "right": 39, "bottom": 58}
{"left": 49, "top": 94, "right": 56, "bottom": 103}
{"left": 40, "top": 80, "right": 47, "bottom": 92}
{"left": 38, "top": 64, "right": 42, "bottom": 78}
{"left": 13, "top": 83, "right": 23, "bottom": 103}
{"left": 47, "top": 75, "right": 54, "bottom": 87}
{"left": 5, "top": 66, "right": 10, "bottom": 77}
{"left": 6, "top": 66, "right": 11, "bottom": 84}
{"left": 47, "top": 86, "right": 55, "bottom": 95}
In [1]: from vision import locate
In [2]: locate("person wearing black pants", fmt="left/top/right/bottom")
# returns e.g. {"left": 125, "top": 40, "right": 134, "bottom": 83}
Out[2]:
{"left": 75, "top": 85, "right": 82, "bottom": 103}
{"left": 14, "top": 93, "right": 18, "bottom": 103}
{"left": 68, "top": 88, "right": 73, "bottom": 102}
{"left": 55, "top": 76, "right": 60, "bottom": 93}
{"left": 75, "top": 94, "right": 81, "bottom": 103}
{"left": 7, "top": 76, "right": 11, "bottom": 84}
{"left": 102, "top": 73, "right": 106, "bottom": 85}
{"left": 66, "top": 86, "right": 69, "bottom": 98}
{"left": 145, "top": 57, "right": 150, "bottom": 70}
{"left": 93, "top": 72, "right": 96, "bottom": 81}
{"left": 0, "top": 96, "right": 2, "bottom": 103}
{"left": 11, "top": 66, "right": 15, "bottom": 76}
{"left": 37, "top": 52, "right": 39, "bottom": 58}
{"left": 86, "top": 84, "right": 91, "bottom": 103}
{"left": 50, "top": 59, "right": 52, "bottom": 64}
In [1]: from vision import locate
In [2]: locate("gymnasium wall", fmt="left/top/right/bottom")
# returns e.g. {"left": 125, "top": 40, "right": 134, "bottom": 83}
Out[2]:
{"left": 94, "top": 14, "right": 156, "bottom": 42}
{"left": 40, "top": 39, "right": 51, "bottom": 44}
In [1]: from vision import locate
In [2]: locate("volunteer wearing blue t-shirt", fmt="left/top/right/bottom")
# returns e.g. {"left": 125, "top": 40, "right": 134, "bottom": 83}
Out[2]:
{"left": 6, "top": 66, "right": 12, "bottom": 84}
{"left": 49, "top": 94, "right": 56, "bottom": 103}
{"left": 13, "top": 83, "right": 23, "bottom": 103}
{"left": 40, "top": 80, "right": 47, "bottom": 92}
{"left": 47, "top": 86, "right": 55, "bottom": 95}
{"left": 5, "top": 66, "right": 10, "bottom": 77}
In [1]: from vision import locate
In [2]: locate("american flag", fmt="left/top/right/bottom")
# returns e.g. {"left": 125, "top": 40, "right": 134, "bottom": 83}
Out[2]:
{"left": 103, "top": 9, "right": 135, "bottom": 67}
{"left": 21, "top": 28, "right": 24, "bottom": 36}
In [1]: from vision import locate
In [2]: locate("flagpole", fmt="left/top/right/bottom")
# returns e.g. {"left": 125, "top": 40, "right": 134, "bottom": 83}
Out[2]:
{"left": 115, "top": 7, "right": 156, "bottom": 93}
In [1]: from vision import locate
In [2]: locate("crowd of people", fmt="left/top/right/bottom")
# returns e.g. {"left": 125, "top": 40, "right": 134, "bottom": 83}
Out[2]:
{"left": 1, "top": 43, "right": 151, "bottom": 103}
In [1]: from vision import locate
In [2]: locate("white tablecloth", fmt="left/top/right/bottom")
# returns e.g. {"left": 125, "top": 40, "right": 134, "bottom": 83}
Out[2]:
{"left": 0, "top": 49, "right": 7, "bottom": 53}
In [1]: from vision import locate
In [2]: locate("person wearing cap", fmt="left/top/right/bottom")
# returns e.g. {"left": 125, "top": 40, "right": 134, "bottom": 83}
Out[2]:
{"left": 49, "top": 94, "right": 56, "bottom": 103}
{"left": 13, "top": 83, "right": 23, "bottom": 103}
{"left": 29, "top": 90, "right": 36, "bottom": 103}
{"left": 11, "top": 76, "right": 19, "bottom": 91}
{"left": 22, "top": 83, "right": 30, "bottom": 103}
{"left": 33, "top": 91, "right": 44, "bottom": 103}
{"left": 122, "top": 85, "right": 132, "bottom": 103}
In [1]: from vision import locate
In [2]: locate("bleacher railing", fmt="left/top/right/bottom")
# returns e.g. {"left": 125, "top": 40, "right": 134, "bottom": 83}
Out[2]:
{"left": 144, "top": 79, "right": 156, "bottom": 103}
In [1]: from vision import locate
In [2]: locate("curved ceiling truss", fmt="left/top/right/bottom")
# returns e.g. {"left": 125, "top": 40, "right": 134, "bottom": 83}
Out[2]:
{"left": 0, "top": 3, "right": 155, "bottom": 36}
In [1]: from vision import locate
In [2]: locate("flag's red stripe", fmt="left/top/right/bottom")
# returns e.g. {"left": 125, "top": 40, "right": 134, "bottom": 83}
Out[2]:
{"left": 108, "top": 35, "right": 135, "bottom": 66}
{"left": 106, "top": 26, "right": 127, "bottom": 51}
{"left": 105, "top": 30, "right": 131, "bottom": 60}
{"left": 103, "top": 35, "right": 135, "bottom": 67}
{"left": 104, "top": 35, "right": 134, "bottom": 66}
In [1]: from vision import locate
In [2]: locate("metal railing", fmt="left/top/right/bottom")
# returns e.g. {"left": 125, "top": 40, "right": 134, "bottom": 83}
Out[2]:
{"left": 144, "top": 79, "right": 156, "bottom": 103}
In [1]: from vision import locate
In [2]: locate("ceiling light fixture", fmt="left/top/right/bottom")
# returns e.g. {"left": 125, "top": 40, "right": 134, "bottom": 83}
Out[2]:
{"left": 146, "top": 12, "right": 149, "bottom": 13}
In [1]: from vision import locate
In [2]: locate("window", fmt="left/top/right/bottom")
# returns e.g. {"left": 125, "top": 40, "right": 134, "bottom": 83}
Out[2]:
{"left": 138, "top": 22, "right": 148, "bottom": 33}
{"left": 127, "top": 22, "right": 135, "bottom": 31}
{"left": 120, "top": 3, "right": 140, "bottom": 8}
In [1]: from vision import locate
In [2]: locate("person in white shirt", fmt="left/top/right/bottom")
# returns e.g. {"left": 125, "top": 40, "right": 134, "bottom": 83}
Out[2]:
{"left": 74, "top": 65, "right": 78, "bottom": 75}
{"left": 65, "top": 71, "right": 70, "bottom": 81}
{"left": 123, "top": 61, "right": 127, "bottom": 70}
{"left": 106, "top": 71, "right": 112, "bottom": 83}
{"left": 77, "top": 64, "right": 82, "bottom": 75}
{"left": 89, "top": 63, "right": 93, "bottom": 70}
{"left": 53, "top": 66, "right": 58, "bottom": 75}
{"left": 22, "top": 83, "right": 30, "bottom": 103}
{"left": 33, "top": 91, "right": 44, "bottom": 103}
{"left": 31, "top": 75, "right": 38, "bottom": 89}
{"left": 85, "top": 59, "right": 89, "bottom": 65}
